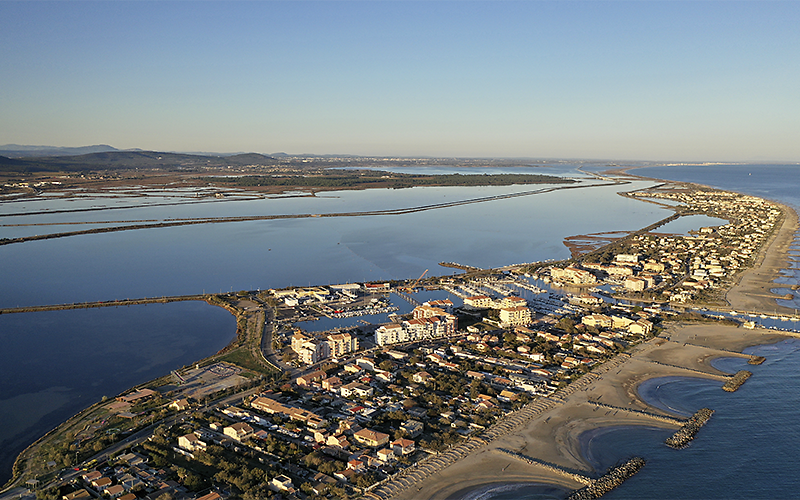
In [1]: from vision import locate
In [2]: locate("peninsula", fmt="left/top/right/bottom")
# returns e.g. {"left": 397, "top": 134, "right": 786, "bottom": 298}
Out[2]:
{"left": 1, "top": 171, "right": 798, "bottom": 500}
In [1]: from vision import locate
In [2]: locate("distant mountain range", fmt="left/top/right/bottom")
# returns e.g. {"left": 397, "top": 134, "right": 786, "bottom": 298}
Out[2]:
{"left": 0, "top": 147, "right": 280, "bottom": 174}
{"left": 0, "top": 144, "right": 121, "bottom": 158}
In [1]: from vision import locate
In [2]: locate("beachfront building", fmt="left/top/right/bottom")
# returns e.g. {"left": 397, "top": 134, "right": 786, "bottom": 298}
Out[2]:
{"left": 628, "top": 319, "right": 653, "bottom": 335}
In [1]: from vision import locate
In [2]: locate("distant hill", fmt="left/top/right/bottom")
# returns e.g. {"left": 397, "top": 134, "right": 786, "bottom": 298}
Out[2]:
{"left": 0, "top": 155, "right": 30, "bottom": 167}
{"left": 0, "top": 150, "right": 278, "bottom": 174}
{"left": 0, "top": 144, "right": 118, "bottom": 158}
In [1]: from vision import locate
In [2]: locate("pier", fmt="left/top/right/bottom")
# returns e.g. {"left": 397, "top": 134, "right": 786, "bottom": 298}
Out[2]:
{"left": 644, "top": 359, "right": 729, "bottom": 381}
{"left": 588, "top": 402, "right": 684, "bottom": 426}
{"left": 391, "top": 290, "right": 421, "bottom": 307}
{"left": 510, "top": 280, "right": 547, "bottom": 294}
{"left": 327, "top": 305, "right": 399, "bottom": 318}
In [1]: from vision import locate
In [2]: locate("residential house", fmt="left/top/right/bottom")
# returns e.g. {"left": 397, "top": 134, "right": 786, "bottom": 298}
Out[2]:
{"left": 223, "top": 422, "right": 253, "bottom": 442}
{"left": 400, "top": 419, "right": 424, "bottom": 438}
{"left": 391, "top": 438, "right": 416, "bottom": 456}
{"left": 178, "top": 433, "right": 206, "bottom": 452}
{"left": 169, "top": 399, "right": 190, "bottom": 411}
{"left": 352, "top": 428, "right": 390, "bottom": 448}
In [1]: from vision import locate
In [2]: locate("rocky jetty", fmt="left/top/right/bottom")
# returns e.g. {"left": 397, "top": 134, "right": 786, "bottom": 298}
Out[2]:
{"left": 722, "top": 370, "right": 752, "bottom": 392}
{"left": 748, "top": 356, "right": 766, "bottom": 365}
{"left": 566, "top": 457, "right": 646, "bottom": 500}
{"left": 665, "top": 407, "right": 714, "bottom": 449}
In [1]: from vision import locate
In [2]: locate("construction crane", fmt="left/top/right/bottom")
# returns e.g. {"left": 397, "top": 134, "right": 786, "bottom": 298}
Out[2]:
{"left": 402, "top": 269, "right": 428, "bottom": 293}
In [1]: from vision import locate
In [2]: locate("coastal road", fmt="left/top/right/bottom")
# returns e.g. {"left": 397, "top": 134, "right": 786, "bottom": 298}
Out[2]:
{"left": 257, "top": 305, "right": 293, "bottom": 374}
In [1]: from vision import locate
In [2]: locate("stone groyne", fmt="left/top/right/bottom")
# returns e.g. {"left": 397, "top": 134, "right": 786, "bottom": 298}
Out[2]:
{"left": 665, "top": 407, "right": 714, "bottom": 449}
{"left": 566, "top": 457, "right": 646, "bottom": 500}
{"left": 748, "top": 356, "right": 766, "bottom": 365}
{"left": 496, "top": 448, "right": 592, "bottom": 486}
{"left": 722, "top": 370, "right": 752, "bottom": 392}
{"left": 645, "top": 359, "right": 728, "bottom": 380}
{"left": 589, "top": 402, "right": 684, "bottom": 426}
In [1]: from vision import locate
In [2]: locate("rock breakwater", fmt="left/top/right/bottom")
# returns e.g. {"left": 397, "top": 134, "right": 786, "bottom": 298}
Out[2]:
{"left": 665, "top": 407, "right": 714, "bottom": 449}
{"left": 722, "top": 370, "right": 752, "bottom": 392}
{"left": 566, "top": 457, "right": 646, "bottom": 500}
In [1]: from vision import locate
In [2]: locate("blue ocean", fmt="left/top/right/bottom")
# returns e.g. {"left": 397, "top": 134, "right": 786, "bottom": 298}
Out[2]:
{"left": 486, "top": 337, "right": 800, "bottom": 499}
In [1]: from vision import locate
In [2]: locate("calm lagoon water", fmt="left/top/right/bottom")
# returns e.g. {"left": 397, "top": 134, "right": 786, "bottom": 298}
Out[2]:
{"left": 0, "top": 179, "right": 671, "bottom": 308}
{"left": 0, "top": 301, "right": 234, "bottom": 485}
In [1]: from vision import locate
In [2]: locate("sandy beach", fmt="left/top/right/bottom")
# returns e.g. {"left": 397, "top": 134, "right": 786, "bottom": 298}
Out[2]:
{"left": 391, "top": 322, "right": 792, "bottom": 500}
{"left": 726, "top": 202, "right": 799, "bottom": 315}
{"left": 370, "top": 204, "right": 800, "bottom": 500}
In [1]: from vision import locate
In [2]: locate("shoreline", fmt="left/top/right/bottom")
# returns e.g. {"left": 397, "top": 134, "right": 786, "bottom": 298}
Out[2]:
{"left": 410, "top": 323, "right": 795, "bottom": 500}
{"left": 620, "top": 166, "right": 800, "bottom": 315}
{"left": 401, "top": 197, "right": 800, "bottom": 500}
{"left": 726, "top": 200, "right": 799, "bottom": 315}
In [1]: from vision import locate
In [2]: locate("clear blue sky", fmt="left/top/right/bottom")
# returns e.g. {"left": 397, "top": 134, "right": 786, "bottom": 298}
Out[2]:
{"left": 2, "top": 1, "right": 798, "bottom": 162}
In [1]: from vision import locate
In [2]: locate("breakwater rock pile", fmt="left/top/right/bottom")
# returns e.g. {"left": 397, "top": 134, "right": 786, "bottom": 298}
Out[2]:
{"left": 566, "top": 457, "right": 646, "bottom": 500}
{"left": 665, "top": 407, "right": 714, "bottom": 449}
{"left": 723, "top": 370, "right": 752, "bottom": 392}
{"left": 748, "top": 356, "right": 766, "bottom": 365}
